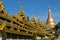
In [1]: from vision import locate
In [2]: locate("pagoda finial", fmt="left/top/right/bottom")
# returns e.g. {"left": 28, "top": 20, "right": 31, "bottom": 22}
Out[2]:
{"left": 38, "top": 13, "right": 40, "bottom": 19}
{"left": 48, "top": 5, "right": 52, "bottom": 18}
{"left": 38, "top": 16, "right": 40, "bottom": 20}
{"left": 31, "top": 12, "right": 36, "bottom": 22}
{"left": 37, "top": 15, "right": 42, "bottom": 25}
{"left": 32, "top": 12, "right": 35, "bottom": 19}
{"left": 38, "top": 15, "right": 40, "bottom": 21}
{"left": 0, "top": 0, "right": 5, "bottom": 11}
{"left": 32, "top": 12, "right": 34, "bottom": 17}
{"left": 20, "top": 0, "right": 23, "bottom": 10}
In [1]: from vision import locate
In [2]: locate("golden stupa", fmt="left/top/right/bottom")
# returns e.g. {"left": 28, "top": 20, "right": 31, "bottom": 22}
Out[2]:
{"left": 46, "top": 6, "right": 56, "bottom": 28}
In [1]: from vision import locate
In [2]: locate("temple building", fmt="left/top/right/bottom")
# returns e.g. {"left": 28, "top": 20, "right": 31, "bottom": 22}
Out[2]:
{"left": 0, "top": 1, "right": 56, "bottom": 40}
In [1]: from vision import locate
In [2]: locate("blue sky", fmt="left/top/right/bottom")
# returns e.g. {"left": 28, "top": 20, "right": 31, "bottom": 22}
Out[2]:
{"left": 2, "top": 0, "right": 60, "bottom": 23}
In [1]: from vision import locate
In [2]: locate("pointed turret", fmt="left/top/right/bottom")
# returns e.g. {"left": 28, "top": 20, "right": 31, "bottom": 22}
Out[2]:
{"left": 0, "top": 1, "right": 5, "bottom": 12}
{"left": 37, "top": 16, "right": 42, "bottom": 25}
{"left": 0, "top": 1, "right": 9, "bottom": 16}
{"left": 17, "top": 0, "right": 27, "bottom": 21}
{"left": 31, "top": 12, "right": 36, "bottom": 22}
{"left": 46, "top": 5, "right": 55, "bottom": 28}
{"left": 20, "top": 0, "right": 23, "bottom": 10}
{"left": 30, "top": 12, "right": 37, "bottom": 27}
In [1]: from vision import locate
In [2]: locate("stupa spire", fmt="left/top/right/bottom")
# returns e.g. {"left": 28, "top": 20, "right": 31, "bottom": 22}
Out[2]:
{"left": 46, "top": 5, "right": 55, "bottom": 28}
{"left": 31, "top": 12, "right": 36, "bottom": 22}
{"left": 17, "top": 0, "right": 27, "bottom": 20}
{"left": 37, "top": 16, "right": 41, "bottom": 25}
{"left": 48, "top": 5, "right": 52, "bottom": 18}
{"left": 0, "top": 1, "right": 4, "bottom": 11}
{"left": 20, "top": 0, "right": 23, "bottom": 10}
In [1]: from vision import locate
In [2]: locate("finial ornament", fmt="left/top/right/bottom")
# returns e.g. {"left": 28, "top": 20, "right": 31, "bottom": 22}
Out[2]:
{"left": 31, "top": 12, "right": 36, "bottom": 22}
{"left": 0, "top": 1, "right": 5, "bottom": 11}
{"left": 48, "top": 5, "right": 52, "bottom": 18}
{"left": 32, "top": 12, "right": 34, "bottom": 16}
{"left": 38, "top": 13, "right": 40, "bottom": 19}
{"left": 32, "top": 12, "right": 35, "bottom": 19}
{"left": 20, "top": 0, "right": 23, "bottom": 10}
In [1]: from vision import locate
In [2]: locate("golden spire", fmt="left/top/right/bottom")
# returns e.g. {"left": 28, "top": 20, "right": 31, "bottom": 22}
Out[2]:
{"left": 0, "top": 1, "right": 5, "bottom": 11}
{"left": 17, "top": 0, "right": 27, "bottom": 20}
{"left": 48, "top": 5, "right": 52, "bottom": 18}
{"left": 37, "top": 16, "right": 41, "bottom": 25}
{"left": 18, "top": 0, "right": 24, "bottom": 15}
{"left": 46, "top": 5, "right": 55, "bottom": 28}
{"left": 31, "top": 12, "right": 36, "bottom": 22}
{"left": 20, "top": 0, "right": 23, "bottom": 10}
